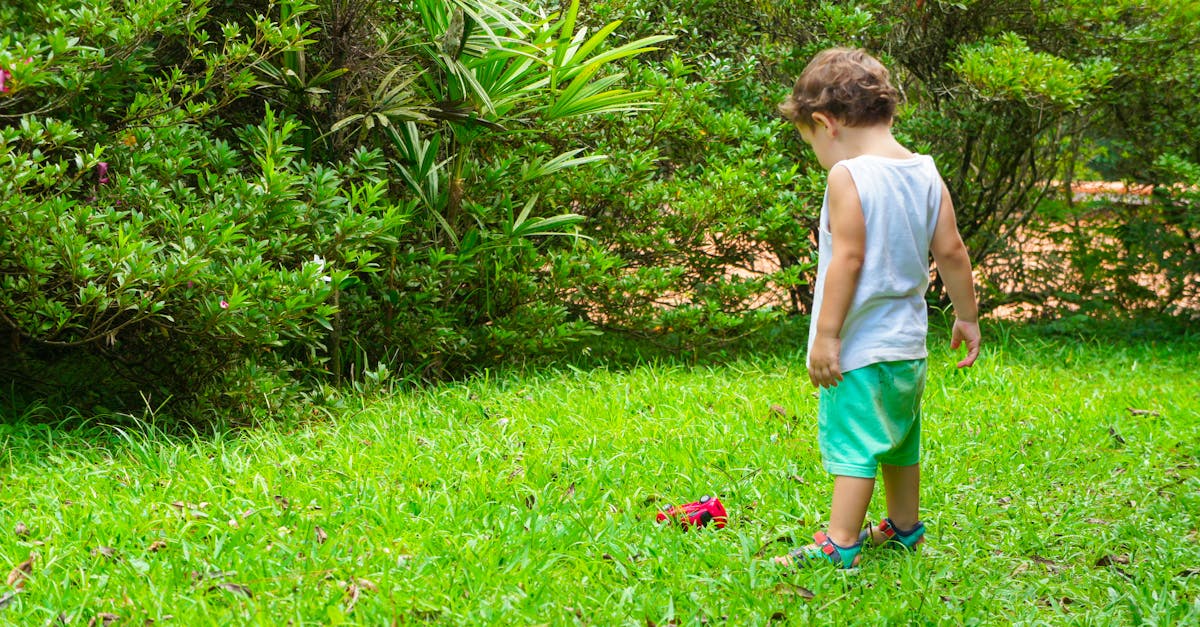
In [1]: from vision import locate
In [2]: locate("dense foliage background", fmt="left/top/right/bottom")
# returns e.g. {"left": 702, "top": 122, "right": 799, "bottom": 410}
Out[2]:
{"left": 3, "top": 0, "right": 1197, "bottom": 423}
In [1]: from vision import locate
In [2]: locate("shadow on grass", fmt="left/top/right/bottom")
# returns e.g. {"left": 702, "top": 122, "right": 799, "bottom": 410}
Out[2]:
{"left": 4, "top": 309, "right": 1196, "bottom": 445}
{"left": 562, "top": 309, "right": 1199, "bottom": 373}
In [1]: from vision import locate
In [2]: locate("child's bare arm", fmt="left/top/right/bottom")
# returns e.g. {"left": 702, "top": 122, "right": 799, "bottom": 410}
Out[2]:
{"left": 810, "top": 165, "right": 866, "bottom": 387}
{"left": 930, "top": 182, "right": 981, "bottom": 367}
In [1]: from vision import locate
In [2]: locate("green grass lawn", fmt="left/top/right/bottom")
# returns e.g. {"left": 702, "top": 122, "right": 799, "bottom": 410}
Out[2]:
{"left": 2, "top": 324, "right": 1198, "bottom": 625}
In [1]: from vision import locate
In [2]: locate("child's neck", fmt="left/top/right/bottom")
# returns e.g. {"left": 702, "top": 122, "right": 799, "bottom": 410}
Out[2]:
{"left": 831, "top": 125, "right": 913, "bottom": 162}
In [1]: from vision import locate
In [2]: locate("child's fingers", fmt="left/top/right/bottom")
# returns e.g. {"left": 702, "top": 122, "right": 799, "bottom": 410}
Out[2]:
{"left": 956, "top": 339, "right": 981, "bottom": 368}
{"left": 809, "top": 364, "right": 841, "bottom": 388}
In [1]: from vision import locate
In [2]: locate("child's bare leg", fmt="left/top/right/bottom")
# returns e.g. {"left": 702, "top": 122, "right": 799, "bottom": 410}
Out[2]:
{"left": 878, "top": 463, "right": 919, "bottom": 540}
{"left": 772, "top": 475, "right": 873, "bottom": 566}
{"left": 827, "top": 475, "right": 874, "bottom": 546}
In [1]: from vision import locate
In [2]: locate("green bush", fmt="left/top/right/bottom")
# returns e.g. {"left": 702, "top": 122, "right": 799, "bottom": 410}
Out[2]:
{"left": 0, "top": 1, "right": 333, "bottom": 413}
{"left": 1, "top": 0, "right": 676, "bottom": 418}
{"left": 1, "top": 101, "right": 408, "bottom": 415}
{"left": 541, "top": 65, "right": 817, "bottom": 344}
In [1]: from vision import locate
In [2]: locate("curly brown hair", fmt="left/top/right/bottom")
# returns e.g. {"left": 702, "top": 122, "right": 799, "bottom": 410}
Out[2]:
{"left": 779, "top": 48, "right": 900, "bottom": 128}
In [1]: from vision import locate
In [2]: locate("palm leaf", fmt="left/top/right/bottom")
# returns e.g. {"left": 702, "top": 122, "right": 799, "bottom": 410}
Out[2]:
{"left": 520, "top": 149, "right": 607, "bottom": 182}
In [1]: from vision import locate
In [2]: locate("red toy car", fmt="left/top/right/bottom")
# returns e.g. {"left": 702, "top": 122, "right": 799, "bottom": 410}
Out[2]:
{"left": 656, "top": 495, "right": 727, "bottom": 529}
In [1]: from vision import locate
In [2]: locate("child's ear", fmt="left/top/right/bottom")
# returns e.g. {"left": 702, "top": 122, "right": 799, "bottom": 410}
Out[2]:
{"left": 811, "top": 112, "right": 835, "bottom": 134}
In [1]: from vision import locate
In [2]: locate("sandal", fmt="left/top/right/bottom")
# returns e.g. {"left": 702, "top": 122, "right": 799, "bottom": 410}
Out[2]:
{"left": 775, "top": 531, "right": 862, "bottom": 570}
{"left": 858, "top": 518, "right": 925, "bottom": 551}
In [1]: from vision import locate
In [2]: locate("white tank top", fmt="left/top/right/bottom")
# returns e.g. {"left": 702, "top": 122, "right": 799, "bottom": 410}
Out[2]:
{"left": 807, "top": 154, "right": 943, "bottom": 373}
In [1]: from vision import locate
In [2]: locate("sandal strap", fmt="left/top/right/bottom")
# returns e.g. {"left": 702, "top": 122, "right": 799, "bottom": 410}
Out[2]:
{"left": 811, "top": 531, "right": 861, "bottom": 568}
{"left": 813, "top": 531, "right": 837, "bottom": 557}
{"left": 880, "top": 518, "right": 925, "bottom": 547}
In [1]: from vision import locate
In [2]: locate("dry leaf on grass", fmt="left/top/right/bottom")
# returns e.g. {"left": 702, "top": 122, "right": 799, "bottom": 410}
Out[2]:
{"left": 209, "top": 582, "right": 253, "bottom": 598}
{"left": 13, "top": 523, "right": 28, "bottom": 538}
{"left": 87, "top": 613, "right": 119, "bottom": 627}
{"left": 91, "top": 547, "right": 119, "bottom": 561}
{"left": 147, "top": 540, "right": 167, "bottom": 552}
{"left": 191, "top": 569, "right": 236, "bottom": 582}
{"left": 774, "top": 582, "right": 815, "bottom": 600}
{"left": 1030, "top": 555, "right": 1057, "bottom": 565}
{"left": 1038, "top": 596, "right": 1075, "bottom": 608}
{"left": 6, "top": 555, "right": 34, "bottom": 589}
{"left": 344, "top": 578, "right": 377, "bottom": 614}
{"left": 344, "top": 583, "right": 361, "bottom": 613}
{"left": 315, "top": 526, "right": 328, "bottom": 545}
{"left": 169, "top": 501, "right": 209, "bottom": 519}
{"left": 1029, "top": 555, "right": 1064, "bottom": 573}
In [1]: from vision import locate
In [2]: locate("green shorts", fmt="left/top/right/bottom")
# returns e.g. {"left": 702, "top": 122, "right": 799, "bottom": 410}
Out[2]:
{"left": 818, "top": 359, "right": 926, "bottom": 479}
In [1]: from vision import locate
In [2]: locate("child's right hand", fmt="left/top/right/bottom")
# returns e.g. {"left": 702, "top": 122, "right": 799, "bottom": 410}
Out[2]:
{"left": 808, "top": 335, "right": 844, "bottom": 388}
{"left": 951, "top": 319, "right": 981, "bottom": 368}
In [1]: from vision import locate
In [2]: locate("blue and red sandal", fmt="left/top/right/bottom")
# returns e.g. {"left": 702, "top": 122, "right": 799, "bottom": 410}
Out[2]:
{"left": 776, "top": 531, "right": 863, "bottom": 570}
{"left": 859, "top": 518, "right": 925, "bottom": 551}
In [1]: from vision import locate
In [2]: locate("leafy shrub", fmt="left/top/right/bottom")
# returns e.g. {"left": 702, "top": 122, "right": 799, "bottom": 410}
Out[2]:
{"left": 0, "top": 1, "right": 338, "bottom": 414}
{"left": 310, "top": 0, "right": 677, "bottom": 376}
{"left": 2, "top": 101, "right": 408, "bottom": 415}
{"left": 539, "top": 65, "right": 818, "bottom": 345}
{"left": 1, "top": 0, "right": 678, "bottom": 418}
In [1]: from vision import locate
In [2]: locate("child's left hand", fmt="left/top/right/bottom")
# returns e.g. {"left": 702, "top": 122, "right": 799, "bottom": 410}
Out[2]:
{"left": 808, "top": 335, "right": 843, "bottom": 388}
{"left": 951, "top": 318, "right": 981, "bottom": 368}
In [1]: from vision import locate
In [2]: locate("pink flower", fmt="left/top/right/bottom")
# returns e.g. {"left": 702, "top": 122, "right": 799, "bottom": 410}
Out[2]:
{"left": 0, "top": 68, "right": 9, "bottom": 93}
{"left": 97, "top": 162, "right": 110, "bottom": 184}
{"left": 220, "top": 299, "right": 230, "bottom": 309}
{"left": 187, "top": 281, "right": 195, "bottom": 289}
